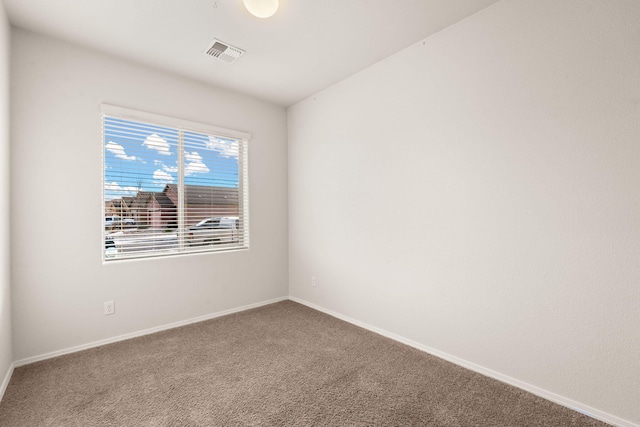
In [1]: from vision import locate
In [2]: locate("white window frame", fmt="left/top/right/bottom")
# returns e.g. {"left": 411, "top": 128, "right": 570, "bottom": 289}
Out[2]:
{"left": 101, "top": 104, "right": 250, "bottom": 262}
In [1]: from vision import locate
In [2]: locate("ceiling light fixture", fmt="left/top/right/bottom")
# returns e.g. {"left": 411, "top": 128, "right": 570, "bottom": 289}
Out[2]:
{"left": 243, "top": 0, "right": 279, "bottom": 18}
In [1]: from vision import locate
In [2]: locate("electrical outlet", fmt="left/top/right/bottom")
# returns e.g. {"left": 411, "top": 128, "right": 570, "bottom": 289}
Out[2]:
{"left": 311, "top": 276, "right": 316, "bottom": 287}
{"left": 104, "top": 300, "right": 115, "bottom": 315}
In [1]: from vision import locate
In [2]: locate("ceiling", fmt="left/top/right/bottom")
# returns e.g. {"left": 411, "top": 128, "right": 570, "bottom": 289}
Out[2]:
{"left": 3, "top": 0, "right": 500, "bottom": 107}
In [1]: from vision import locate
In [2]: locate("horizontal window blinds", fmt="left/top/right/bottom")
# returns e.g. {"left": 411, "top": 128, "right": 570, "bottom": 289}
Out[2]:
{"left": 102, "top": 105, "right": 249, "bottom": 261}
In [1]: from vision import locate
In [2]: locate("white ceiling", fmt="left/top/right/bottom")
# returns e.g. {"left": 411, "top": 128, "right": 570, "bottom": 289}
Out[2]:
{"left": 3, "top": 0, "right": 500, "bottom": 107}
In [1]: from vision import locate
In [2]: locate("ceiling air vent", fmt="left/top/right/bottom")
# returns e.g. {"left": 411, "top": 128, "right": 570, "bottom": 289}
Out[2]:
{"left": 204, "top": 39, "right": 245, "bottom": 64}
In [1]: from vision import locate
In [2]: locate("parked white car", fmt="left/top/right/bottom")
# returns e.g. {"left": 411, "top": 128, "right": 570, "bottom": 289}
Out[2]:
{"left": 186, "top": 217, "right": 239, "bottom": 246}
{"left": 104, "top": 216, "right": 122, "bottom": 229}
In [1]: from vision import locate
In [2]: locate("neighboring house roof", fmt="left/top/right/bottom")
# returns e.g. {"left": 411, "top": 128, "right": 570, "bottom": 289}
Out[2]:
{"left": 164, "top": 184, "right": 238, "bottom": 206}
{"left": 130, "top": 191, "right": 154, "bottom": 211}
{"left": 122, "top": 196, "right": 135, "bottom": 208}
{"left": 106, "top": 185, "right": 238, "bottom": 215}
{"left": 152, "top": 192, "right": 175, "bottom": 209}
{"left": 108, "top": 198, "right": 129, "bottom": 212}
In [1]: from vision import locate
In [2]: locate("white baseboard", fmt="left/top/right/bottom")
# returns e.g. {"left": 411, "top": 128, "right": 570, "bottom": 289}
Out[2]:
{"left": 7, "top": 294, "right": 636, "bottom": 427}
{"left": 289, "top": 296, "right": 637, "bottom": 427}
{"left": 0, "top": 361, "right": 14, "bottom": 403}
{"left": 14, "top": 296, "right": 288, "bottom": 368}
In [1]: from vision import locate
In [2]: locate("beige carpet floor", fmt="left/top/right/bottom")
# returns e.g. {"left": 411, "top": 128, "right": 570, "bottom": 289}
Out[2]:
{"left": 0, "top": 300, "right": 609, "bottom": 426}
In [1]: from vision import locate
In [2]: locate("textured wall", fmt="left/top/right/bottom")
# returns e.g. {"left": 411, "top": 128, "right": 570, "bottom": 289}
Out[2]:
{"left": 288, "top": 0, "right": 640, "bottom": 423}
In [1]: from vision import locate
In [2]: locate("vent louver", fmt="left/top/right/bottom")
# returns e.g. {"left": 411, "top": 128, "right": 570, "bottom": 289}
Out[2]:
{"left": 204, "top": 39, "right": 245, "bottom": 64}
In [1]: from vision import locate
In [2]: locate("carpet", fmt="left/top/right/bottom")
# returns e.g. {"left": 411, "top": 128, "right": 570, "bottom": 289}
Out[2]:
{"left": 0, "top": 300, "right": 609, "bottom": 426}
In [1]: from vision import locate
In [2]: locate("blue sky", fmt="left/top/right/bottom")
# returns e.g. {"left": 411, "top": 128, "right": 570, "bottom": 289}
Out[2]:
{"left": 104, "top": 117, "right": 239, "bottom": 200}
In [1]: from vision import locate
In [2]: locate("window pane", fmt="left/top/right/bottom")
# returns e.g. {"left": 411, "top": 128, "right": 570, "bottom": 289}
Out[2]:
{"left": 104, "top": 117, "right": 180, "bottom": 258}
{"left": 183, "top": 131, "right": 240, "bottom": 249}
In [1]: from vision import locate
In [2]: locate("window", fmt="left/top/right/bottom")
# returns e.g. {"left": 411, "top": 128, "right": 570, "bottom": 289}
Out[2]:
{"left": 102, "top": 105, "right": 249, "bottom": 261}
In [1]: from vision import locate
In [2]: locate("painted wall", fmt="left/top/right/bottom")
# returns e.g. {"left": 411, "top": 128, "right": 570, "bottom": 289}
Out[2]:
{"left": 10, "top": 28, "right": 288, "bottom": 361}
{"left": 288, "top": 0, "right": 640, "bottom": 424}
{"left": 0, "top": 0, "right": 13, "bottom": 391}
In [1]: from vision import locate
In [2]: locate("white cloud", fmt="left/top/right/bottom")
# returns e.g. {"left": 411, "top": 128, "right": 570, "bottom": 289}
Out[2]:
{"left": 106, "top": 141, "right": 136, "bottom": 161}
{"left": 153, "top": 169, "right": 174, "bottom": 185}
{"left": 207, "top": 136, "right": 238, "bottom": 158}
{"left": 143, "top": 134, "right": 171, "bottom": 156}
{"left": 153, "top": 159, "right": 178, "bottom": 173}
{"left": 184, "top": 151, "right": 201, "bottom": 163}
{"left": 104, "top": 181, "right": 138, "bottom": 200}
{"left": 184, "top": 151, "right": 210, "bottom": 176}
